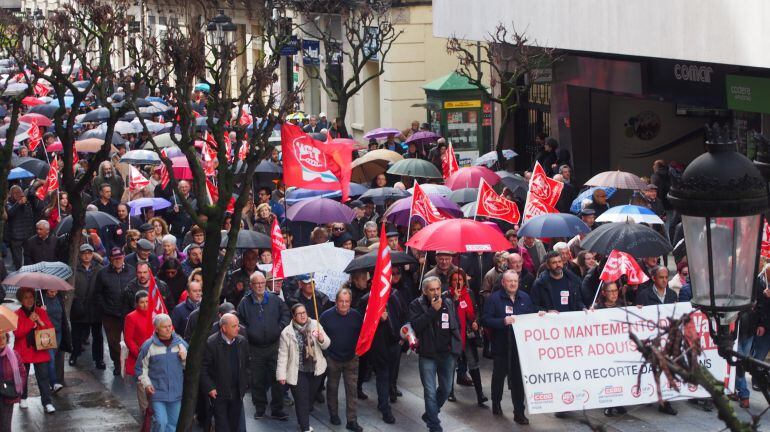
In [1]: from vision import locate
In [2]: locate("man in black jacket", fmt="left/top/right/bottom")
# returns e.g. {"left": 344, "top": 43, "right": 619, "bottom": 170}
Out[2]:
{"left": 23, "top": 219, "right": 60, "bottom": 265}
{"left": 201, "top": 313, "right": 250, "bottom": 432}
{"left": 409, "top": 276, "right": 461, "bottom": 432}
{"left": 70, "top": 244, "right": 105, "bottom": 369}
{"left": 6, "top": 185, "right": 39, "bottom": 269}
{"left": 94, "top": 247, "right": 136, "bottom": 376}
{"left": 236, "top": 271, "right": 290, "bottom": 420}
{"left": 125, "top": 239, "right": 160, "bottom": 274}
{"left": 531, "top": 251, "right": 585, "bottom": 313}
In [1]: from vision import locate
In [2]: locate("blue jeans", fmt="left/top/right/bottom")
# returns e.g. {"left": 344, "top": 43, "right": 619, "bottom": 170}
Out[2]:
{"left": 418, "top": 354, "right": 457, "bottom": 432}
{"left": 736, "top": 336, "right": 754, "bottom": 400}
{"left": 752, "top": 332, "right": 770, "bottom": 361}
{"left": 151, "top": 400, "right": 181, "bottom": 432}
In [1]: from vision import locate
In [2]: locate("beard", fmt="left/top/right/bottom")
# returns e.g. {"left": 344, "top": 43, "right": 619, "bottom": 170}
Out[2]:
{"left": 549, "top": 268, "right": 563, "bottom": 278}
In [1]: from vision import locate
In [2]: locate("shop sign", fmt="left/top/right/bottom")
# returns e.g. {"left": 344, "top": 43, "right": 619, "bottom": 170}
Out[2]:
{"left": 302, "top": 40, "right": 320, "bottom": 66}
{"left": 280, "top": 36, "right": 299, "bottom": 56}
{"left": 444, "top": 100, "right": 481, "bottom": 109}
{"left": 363, "top": 27, "right": 380, "bottom": 62}
{"left": 726, "top": 75, "right": 770, "bottom": 114}
{"left": 646, "top": 59, "right": 732, "bottom": 107}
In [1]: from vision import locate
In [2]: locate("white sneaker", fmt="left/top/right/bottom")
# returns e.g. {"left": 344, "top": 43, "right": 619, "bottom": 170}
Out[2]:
{"left": 52, "top": 383, "right": 64, "bottom": 393}
{"left": 44, "top": 403, "right": 55, "bottom": 414}
{"left": 19, "top": 399, "right": 28, "bottom": 409}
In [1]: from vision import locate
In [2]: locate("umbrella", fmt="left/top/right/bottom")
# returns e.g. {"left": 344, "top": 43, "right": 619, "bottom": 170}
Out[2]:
{"left": 131, "top": 118, "right": 168, "bottom": 134}
{"left": 145, "top": 133, "right": 180, "bottom": 149}
{"left": 254, "top": 160, "right": 282, "bottom": 184}
{"left": 344, "top": 250, "right": 418, "bottom": 273}
{"left": 0, "top": 306, "right": 17, "bottom": 333}
{"left": 56, "top": 211, "right": 121, "bottom": 235}
{"left": 461, "top": 201, "right": 478, "bottom": 218}
{"left": 474, "top": 150, "right": 517, "bottom": 167}
{"left": 114, "top": 120, "right": 140, "bottom": 135}
{"left": 405, "top": 219, "right": 511, "bottom": 252}
{"left": 2, "top": 272, "right": 73, "bottom": 291}
{"left": 0, "top": 123, "right": 30, "bottom": 143}
{"left": 407, "top": 184, "right": 452, "bottom": 197}
{"left": 286, "top": 198, "right": 355, "bottom": 224}
{"left": 596, "top": 205, "right": 664, "bottom": 225}
{"left": 517, "top": 213, "right": 591, "bottom": 238}
{"left": 8, "top": 167, "right": 34, "bottom": 180}
{"left": 570, "top": 187, "right": 617, "bottom": 214}
{"left": 127, "top": 197, "right": 172, "bottom": 215}
{"left": 360, "top": 187, "right": 411, "bottom": 205}
{"left": 404, "top": 131, "right": 440, "bottom": 143}
{"left": 585, "top": 170, "right": 647, "bottom": 190}
{"left": 673, "top": 239, "right": 686, "bottom": 264}
{"left": 286, "top": 112, "right": 306, "bottom": 121}
{"left": 285, "top": 184, "right": 369, "bottom": 205}
{"left": 78, "top": 127, "right": 127, "bottom": 145}
{"left": 15, "top": 261, "right": 73, "bottom": 279}
{"left": 79, "top": 107, "right": 110, "bottom": 123}
{"left": 13, "top": 157, "right": 49, "bottom": 178}
{"left": 49, "top": 96, "right": 76, "bottom": 108}
{"left": 22, "top": 96, "right": 45, "bottom": 107}
{"left": 170, "top": 156, "right": 193, "bottom": 179}
{"left": 27, "top": 104, "right": 60, "bottom": 118}
{"left": 580, "top": 221, "right": 672, "bottom": 257}
{"left": 351, "top": 149, "right": 403, "bottom": 183}
{"left": 387, "top": 158, "right": 442, "bottom": 179}
{"left": 195, "top": 82, "right": 210, "bottom": 93}
{"left": 448, "top": 188, "right": 479, "bottom": 205}
{"left": 121, "top": 149, "right": 161, "bottom": 165}
{"left": 19, "top": 113, "right": 52, "bottom": 127}
{"left": 140, "top": 105, "right": 169, "bottom": 116}
{"left": 220, "top": 230, "right": 271, "bottom": 249}
{"left": 364, "top": 127, "right": 400, "bottom": 140}
{"left": 383, "top": 195, "right": 462, "bottom": 227}
{"left": 2, "top": 83, "right": 27, "bottom": 97}
{"left": 73, "top": 80, "right": 90, "bottom": 88}
{"left": 76, "top": 138, "right": 117, "bottom": 153}
{"left": 445, "top": 166, "right": 501, "bottom": 190}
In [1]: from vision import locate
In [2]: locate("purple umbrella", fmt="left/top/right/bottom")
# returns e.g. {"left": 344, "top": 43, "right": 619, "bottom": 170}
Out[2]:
{"left": 286, "top": 198, "right": 355, "bottom": 224}
{"left": 405, "top": 131, "right": 440, "bottom": 143}
{"left": 127, "top": 197, "right": 172, "bottom": 215}
{"left": 364, "top": 127, "right": 401, "bottom": 140}
{"left": 383, "top": 195, "right": 463, "bottom": 227}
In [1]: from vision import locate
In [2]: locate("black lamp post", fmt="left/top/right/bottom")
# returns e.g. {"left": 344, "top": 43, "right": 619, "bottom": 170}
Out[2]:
{"left": 669, "top": 123, "right": 770, "bottom": 400}
{"left": 206, "top": 10, "right": 236, "bottom": 47}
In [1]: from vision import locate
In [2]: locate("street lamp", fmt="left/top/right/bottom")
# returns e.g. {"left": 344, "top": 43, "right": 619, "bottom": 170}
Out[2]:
{"left": 206, "top": 10, "right": 236, "bottom": 47}
{"left": 30, "top": 9, "right": 45, "bottom": 60}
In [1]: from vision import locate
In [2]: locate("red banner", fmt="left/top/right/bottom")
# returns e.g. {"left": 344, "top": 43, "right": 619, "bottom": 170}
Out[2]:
{"left": 475, "top": 178, "right": 520, "bottom": 224}
{"left": 281, "top": 123, "right": 352, "bottom": 202}
{"left": 35, "top": 163, "right": 59, "bottom": 200}
{"left": 442, "top": 142, "right": 459, "bottom": 179}
{"left": 147, "top": 272, "right": 169, "bottom": 328}
{"left": 762, "top": 220, "right": 770, "bottom": 260}
{"left": 128, "top": 165, "right": 150, "bottom": 191}
{"left": 599, "top": 250, "right": 650, "bottom": 285}
{"left": 33, "top": 83, "right": 49, "bottom": 97}
{"left": 356, "top": 224, "right": 392, "bottom": 356}
{"left": 27, "top": 119, "right": 42, "bottom": 152}
{"left": 271, "top": 218, "right": 286, "bottom": 279}
{"left": 411, "top": 182, "right": 450, "bottom": 225}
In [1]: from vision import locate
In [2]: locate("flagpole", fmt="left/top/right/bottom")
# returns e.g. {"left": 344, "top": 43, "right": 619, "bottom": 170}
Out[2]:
{"left": 473, "top": 178, "right": 483, "bottom": 221}
{"left": 590, "top": 281, "right": 603, "bottom": 310}
{"left": 404, "top": 180, "right": 417, "bottom": 255}
{"left": 310, "top": 276, "right": 319, "bottom": 321}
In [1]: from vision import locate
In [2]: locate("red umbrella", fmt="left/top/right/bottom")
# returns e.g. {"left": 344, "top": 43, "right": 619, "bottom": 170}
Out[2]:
{"left": 2, "top": 272, "right": 73, "bottom": 291}
{"left": 444, "top": 166, "right": 501, "bottom": 190}
{"left": 405, "top": 219, "right": 511, "bottom": 252}
{"left": 45, "top": 141, "right": 63, "bottom": 152}
{"left": 20, "top": 113, "right": 53, "bottom": 127}
{"left": 170, "top": 156, "right": 193, "bottom": 180}
{"left": 21, "top": 96, "right": 44, "bottom": 106}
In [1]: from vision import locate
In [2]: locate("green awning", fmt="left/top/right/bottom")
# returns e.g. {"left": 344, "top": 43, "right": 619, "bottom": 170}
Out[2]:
{"left": 422, "top": 72, "right": 482, "bottom": 91}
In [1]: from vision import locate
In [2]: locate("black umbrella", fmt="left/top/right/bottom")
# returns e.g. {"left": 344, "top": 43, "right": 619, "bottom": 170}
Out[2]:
{"left": 448, "top": 188, "right": 479, "bottom": 205}
{"left": 56, "top": 211, "right": 121, "bottom": 235}
{"left": 255, "top": 160, "right": 282, "bottom": 184}
{"left": 673, "top": 239, "right": 686, "bottom": 264}
{"left": 220, "top": 230, "right": 271, "bottom": 249}
{"left": 359, "top": 187, "right": 411, "bottom": 205}
{"left": 79, "top": 107, "right": 110, "bottom": 123}
{"left": 27, "top": 104, "right": 60, "bottom": 118}
{"left": 580, "top": 221, "right": 672, "bottom": 258}
{"left": 79, "top": 127, "right": 127, "bottom": 145}
{"left": 498, "top": 175, "right": 529, "bottom": 192}
{"left": 386, "top": 159, "right": 442, "bottom": 179}
{"left": 13, "top": 157, "right": 49, "bottom": 178}
{"left": 344, "top": 250, "right": 418, "bottom": 273}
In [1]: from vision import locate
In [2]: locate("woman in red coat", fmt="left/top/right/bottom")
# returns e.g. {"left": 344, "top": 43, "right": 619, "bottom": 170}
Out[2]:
{"left": 13, "top": 287, "right": 55, "bottom": 413}
{"left": 447, "top": 268, "right": 488, "bottom": 407}
{"left": 0, "top": 331, "right": 25, "bottom": 430}
{"left": 123, "top": 290, "right": 153, "bottom": 412}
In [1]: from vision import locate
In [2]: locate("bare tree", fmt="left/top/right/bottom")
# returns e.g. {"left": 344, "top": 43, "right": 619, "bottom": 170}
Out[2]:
{"left": 284, "top": 0, "right": 402, "bottom": 131}
{"left": 447, "top": 23, "right": 558, "bottom": 166}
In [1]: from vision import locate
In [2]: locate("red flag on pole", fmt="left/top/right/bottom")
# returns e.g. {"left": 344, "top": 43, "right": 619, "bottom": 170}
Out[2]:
{"left": 599, "top": 250, "right": 650, "bottom": 285}
{"left": 128, "top": 165, "right": 150, "bottom": 191}
{"left": 355, "top": 224, "right": 392, "bottom": 356}
{"left": 27, "top": 119, "right": 42, "bottom": 152}
{"left": 281, "top": 123, "right": 353, "bottom": 202}
{"left": 410, "top": 182, "right": 450, "bottom": 225}
{"left": 33, "top": 83, "right": 49, "bottom": 97}
{"left": 475, "top": 178, "right": 520, "bottom": 224}
{"left": 271, "top": 218, "right": 286, "bottom": 279}
{"left": 523, "top": 162, "right": 563, "bottom": 221}
{"left": 147, "top": 271, "right": 169, "bottom": 328}
{"left": 35, "top": 163, "right": 59, "bottom": 200}
{"left": 205, "top": 177, "right": 235, "bottom": 212}
{"left": 158, "top": 149, "right": 171, "bottom": 189}
{"left": 442, "top": 141, "right": 460, "bottom": 179}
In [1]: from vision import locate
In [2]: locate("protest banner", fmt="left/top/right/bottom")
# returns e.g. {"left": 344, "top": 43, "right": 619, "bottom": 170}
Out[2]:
{"left": 512, "top": 303, "right": 734, "bottom": 414}
{"left": 280, "top": 242, "right": 354, "bottom": 282}
{"left": 313, "top": 270, "right": 352, "bottom": 300}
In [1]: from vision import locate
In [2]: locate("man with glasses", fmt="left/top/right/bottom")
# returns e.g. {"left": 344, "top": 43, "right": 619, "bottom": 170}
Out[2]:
{"left": 237, "top": 272, "right": 291, "bottom": 421}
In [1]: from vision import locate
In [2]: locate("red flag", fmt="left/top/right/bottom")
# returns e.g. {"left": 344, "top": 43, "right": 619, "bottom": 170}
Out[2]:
{"left": 762, "top": 219, "right": 770, "bottom": 259}
{"left": 410, "top": 182, "right": 449, "bottom": 225}
{"left": 237, "top": 140, "right": 249, "bottom": 161}
{"left": 271, "top": 218, "right": 286, "bottom": 279}
{"left": 27, "top": 119, "right": 42, "bottom": 152}
{"left": 205, "top": 177, "right": 235, "bottom": 212}
{"left": 35, "top": 163, "right": 59, "bottom": 200}
{"left": 281, "top": 123, "right": 353, "bottom": 202}
{"left": 442, "top": 141, "right": 459, "bottom": 179}
{"left": 128, "top": 165, "right": 150, "bottom": 191}
{"left": 529, "top": 161, "right": 563, "bottom": 208}
{"left": 147, "top": 271, "right": 169, "bottom": 328}
{"left": 239, "top": 108, "right": 253, "bottom": 126}
{"left": 356, "top": 224, "right": 392, "bottom": 356}
{"left": 522, "top": 197, "right": 559, "bottom": 221}
{"left": 158, "top": 149, "right": 170, "bottom": 189}
{"left": 157, "top": 115, "right": 165, "bottom": 124}
{"left": 33, "top": 83, "right": 50, "bottom": 97}
{"left": 475, "top": 178, "right": 520, "bottom": 224}
{"left": 599, "top": 250, "right": 650, "bottom": 285}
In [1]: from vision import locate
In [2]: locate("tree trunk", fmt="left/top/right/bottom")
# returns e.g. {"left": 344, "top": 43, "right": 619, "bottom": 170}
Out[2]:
{"left": 495, "top": 105, "right": 512, "bottom": 171}
{"left": 337, "top": 96, "right": 349, "bottom": 137}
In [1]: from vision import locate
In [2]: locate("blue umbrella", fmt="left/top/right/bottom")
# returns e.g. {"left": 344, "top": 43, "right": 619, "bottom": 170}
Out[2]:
{"left": 518, "top": 213, "right": 591, "bottom": 238}
{"left": 570, "top": 186, "right": 617, "bottom": 214}
{"left": 146, "top": 96, "right": 166, "bottom": 104}
{"left": 285, "top": 184, "right": 369, "bottom": 205}
{"left": 8, "top": 167, "right": 34, "bottom": 180}
{"left": 48, "top": 97, "right": 75, "bottom": 108}
{"left": 127, "top": 197, "right": 172, "bottom": 216}
{"left": 596, "top": 205, "right": 664, "bottom": 225}
{"left": 195, "top": 83, "right": 211, "bottom": 93}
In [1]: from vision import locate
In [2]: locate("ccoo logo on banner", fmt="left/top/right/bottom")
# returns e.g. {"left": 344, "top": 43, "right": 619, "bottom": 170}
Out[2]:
{"left": 511, "top": 303, "right": 734, "bottom": 414}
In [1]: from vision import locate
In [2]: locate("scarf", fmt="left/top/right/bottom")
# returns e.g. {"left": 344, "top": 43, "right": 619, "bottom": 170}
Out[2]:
{"left": 0, "top": 346, "right": 22, "bottom": 394}
{"left": 292, "top": 320, "right": 315, "bottom": 361}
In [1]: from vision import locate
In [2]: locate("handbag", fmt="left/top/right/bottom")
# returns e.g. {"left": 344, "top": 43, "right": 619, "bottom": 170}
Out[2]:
{"left": 0, "top": 361, "right": 16, "bottom": 399}
{"left": 34, "top": 328, "right": 57, "bottom": 351}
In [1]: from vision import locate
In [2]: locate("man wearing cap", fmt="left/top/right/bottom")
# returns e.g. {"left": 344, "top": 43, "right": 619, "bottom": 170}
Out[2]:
{"left": 385, "top": 231, "right": 402, "bottom": 252}
{"left": 222, "top": 249, "right": 259, "bottom": 306}
{"left": 424, "top": 251, "right": 458, "bottom": 290}
{"left": 348, "top": 200, "right": 371, "bottom": 242}
{"left": 286, "top": 274, "right": 331, "bottom": 321}
{"left": 642, "top": 183, "right": 666, "bottom": 221}
{"left": 71, "top": 244, "right": 105, "bottom": 369}
{"left": 237, "top": 271, "right": 290, "bottom": 420}
{"left": 94, "top": 247, "right": 136, "bottom": 376}
{"left": 125, "top": 238, "right": 161, "bottom": 274}
{"left": 579, "top": 208, "right": 596, "bottom": 230}
{"left": 140, "top": 223, "right": 164, "bottom": 256}
{"left": 318, "top": 112, "right": 329, "bottom": 129}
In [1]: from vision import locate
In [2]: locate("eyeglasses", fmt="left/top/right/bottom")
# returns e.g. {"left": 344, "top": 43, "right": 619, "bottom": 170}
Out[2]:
{"left": 294, "top": 311, "right": 307, "bottom": 316}
{"left": 332, "top": 227, "right": 345, "bottom": 232}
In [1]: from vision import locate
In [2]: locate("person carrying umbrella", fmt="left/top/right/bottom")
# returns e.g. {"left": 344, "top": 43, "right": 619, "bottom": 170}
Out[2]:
{"left": 14, "top": 287, "right": 56, "bottom": 413}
